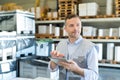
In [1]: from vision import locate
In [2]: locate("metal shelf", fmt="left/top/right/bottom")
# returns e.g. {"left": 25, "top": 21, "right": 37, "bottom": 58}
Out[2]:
{"left": 35, "top": 17, "right": 120, "bottom": 24}
{"left": 35, "top": 20, "right": 64, "bottom": 24}
{"left": 89, "top": 39, "right": 120, "bottom": 42}
{"left": 99, "top": 63, "right": 120, "bottom": 68}
{"left": 53, "top": 38, "right": 120, "bottom": 43}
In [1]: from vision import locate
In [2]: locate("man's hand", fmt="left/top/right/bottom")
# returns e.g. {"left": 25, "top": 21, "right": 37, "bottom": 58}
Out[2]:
{"left": 58, "top": 60, "right": 84, "bottom": 77}
{"left": 50, "top": 50, "right": 64, "bottom": 58}
{"left": 50, "top": 50, "right": 64, "bottom": 70}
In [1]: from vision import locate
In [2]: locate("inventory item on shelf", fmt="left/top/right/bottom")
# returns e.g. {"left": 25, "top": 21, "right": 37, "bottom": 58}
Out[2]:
{"left": 0, "top": 61, "right": 16, "bottom": 80}
{"left": 0, "top": 38, "right": 16, "bottom": 61}
{"left": 96, "top": 43, "right": 103, "bottom": 61}
{"left": 16, "top": 36, "right": 36, "bottom": 58}
{"left": 106, "top": 0, "right": 113, "bottom": 15}
{"left": 106, "top": 43, "right": 114, "bottom": 60}
{"left": 82, "top": 26, "right": 97, "bottom": 37}
{"left": 115, "top": 46, "right": 120, "bottom": 62}
{"left": 0, "top": 10, "right": 35, "bottom": 35}
{"left": 78, "top": 2, "right": 99, "bottom": 16}
{"left": 2, "top": 3, "right": 23, "bottom": 11}
{"left": 36, "top": 39, "right": 53, "bottom": 57}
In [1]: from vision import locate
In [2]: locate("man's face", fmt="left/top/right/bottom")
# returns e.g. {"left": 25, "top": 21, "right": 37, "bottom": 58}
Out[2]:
{"left": 64, "top": 17, "right": 82, "bottom": 38}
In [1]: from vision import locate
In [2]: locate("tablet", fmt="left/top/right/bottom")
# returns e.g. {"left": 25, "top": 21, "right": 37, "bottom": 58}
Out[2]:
{"left": 49, "top": 57, "right": 68, "bottom": 64}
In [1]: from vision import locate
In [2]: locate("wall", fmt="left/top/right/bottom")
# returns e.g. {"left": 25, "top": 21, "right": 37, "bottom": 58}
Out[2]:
{"left": 0, "top": 0, "right": 115, "bottom": 15}
{"left": 0, "top": 0, "right": 57, "bottom": 10}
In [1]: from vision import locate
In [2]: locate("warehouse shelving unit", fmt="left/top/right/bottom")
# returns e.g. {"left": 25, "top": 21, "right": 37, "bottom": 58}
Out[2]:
{"left": 35, "top": 17, "right": 120, "bottom": 67}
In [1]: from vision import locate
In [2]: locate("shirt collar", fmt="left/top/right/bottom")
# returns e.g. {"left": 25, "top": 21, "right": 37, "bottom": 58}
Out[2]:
{"left": 67, "top": 36, "right": 83, "bottom": 45}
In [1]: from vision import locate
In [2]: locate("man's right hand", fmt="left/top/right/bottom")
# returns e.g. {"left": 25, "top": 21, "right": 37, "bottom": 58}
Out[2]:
{"left": 50, "top": 50, "right": 64, "bottom": 58}
{"left": 50, "top": 50, "right": 64, "bottom": 70}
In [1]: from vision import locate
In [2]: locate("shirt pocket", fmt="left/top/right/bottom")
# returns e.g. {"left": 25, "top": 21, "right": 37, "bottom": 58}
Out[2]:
{"left": 73, "top": 56, "right": 86, "bottom": 68}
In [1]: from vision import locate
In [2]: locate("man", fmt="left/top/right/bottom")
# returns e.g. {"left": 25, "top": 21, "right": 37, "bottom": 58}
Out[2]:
{"left": 49, "top": 14, "right": 99, "bottom": 80}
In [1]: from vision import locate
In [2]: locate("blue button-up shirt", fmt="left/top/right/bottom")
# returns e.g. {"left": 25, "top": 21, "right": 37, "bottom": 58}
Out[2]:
{"left": 49, "top": 36, "right": 99, "bottom": 80}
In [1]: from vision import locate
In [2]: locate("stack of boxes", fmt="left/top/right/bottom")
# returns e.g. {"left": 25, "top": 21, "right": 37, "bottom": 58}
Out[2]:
{"left": 0, "top": 10, "right": 35, "bottom": 80}
{"left": 78, "top": 2, "right": 99, "bottom": 16}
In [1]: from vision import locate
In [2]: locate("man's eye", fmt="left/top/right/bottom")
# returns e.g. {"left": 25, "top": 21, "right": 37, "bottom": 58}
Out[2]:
{"left": 69, "top": 24, "right": 73, "bottom": 27}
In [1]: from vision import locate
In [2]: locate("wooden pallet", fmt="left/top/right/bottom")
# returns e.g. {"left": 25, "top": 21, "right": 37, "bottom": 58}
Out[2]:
{"left": 59, "top": 12, "right": 75, "bottom": 16}
{"left": 99, "top": 59, "right": 113, "bottom": 64}
{"left": 112, "top": 60, "right": 120, "bottom": 64}
{"left": 59, "top": 17, "right": 65, "bottom": 20}
{"left": 58, "top": 0, "right": 78, "bottom": 3}
{"left": 103, "top": 14, "right": 116, "bottom": 18}
{"left": 59, "top": 5, "right": 75, "bottom": 10}
{"left": 60, "top": 36, "right": 68, "bottom": 38}
{"left": 97, "top": 36, "right": 119, "bottom": 39}
{"left": 59, "top": 9, "right": 75, "bottom": 12}
{"left": 35, "top": 34, "right": 54, "bottom": 38}
{"left": 83, "top": 36, "right": 97, "bottom": 39}
{"left": 82, "top": 36, "right": 119, "bottom": 39}
{"left": 80, "top": 15, "right": 108, "bottom": 18}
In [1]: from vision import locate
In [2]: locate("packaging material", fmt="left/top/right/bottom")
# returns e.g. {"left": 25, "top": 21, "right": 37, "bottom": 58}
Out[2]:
{"left": 36, "top": 7, "right": 41, "bottom": 19}
{"left": 109, "top": 28, "right": 119, "bottom": 37}
{"left": 98, "top": 29, "right": 109, "bottom": 36}
{"left": 96, "top": 43, "right": 103, "bottom": 60}
{"left": 16, "top": 37, "right": 35, "bottom": 58}
{"left": 79, "top": 2, "right": 99, "bottom": 16}
{"left": 54, "top": 27, "right": 60, "bottom": 37}
{"left": 82, "top": 26, "right": 97, "bottom": 36}
{"left": 106, "top": 43, "right": 114, "bottom": 60}
{"left": 52, "top": 11, "right": 58, "bottom": 18}
{"left": 19, "top": 61, "right": 37, "bottom": 78}
{"left": 0, "top": 31, "right": 16, "bottom": 37}
{"left": 47, "top": 12, "right": 52, "bottom": 18}
{"left": 47, "top": 24, "right": 54, "bottom": 34}
{"left": 36, "top": 39, "right": 53, "bottom": 57}
{"left": 0, "top": 10, "right": 35, "bottom": 35}
{"left": 115, "top": 46, "right": 120, "bottom": 62}
{"left": 19, "top": 61, "right": 50, "bottom": 79}
{"left": 0, "top": 61, "right": 16, "bottom": 80}
{"left": 38, "top": 25, "right": 47, "bottom": 34}
{"left": 78, "top": 3, "right": 87, "bottom": 16}
{"left": 87, "top": 2, "right": 99, "bottom": 16}
{"left": 106, "top": 0, "right": 113, "bottom": 15}
{"left": 0, "top": 39, "right": 16, "bottom": 61}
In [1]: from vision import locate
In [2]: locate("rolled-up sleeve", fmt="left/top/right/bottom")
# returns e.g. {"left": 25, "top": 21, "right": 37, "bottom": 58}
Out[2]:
{"left": 81, "top": 46, "right": 99, "bottom": 80}
{"left": 48, "top": 61, "right": 59, "bottom": 72}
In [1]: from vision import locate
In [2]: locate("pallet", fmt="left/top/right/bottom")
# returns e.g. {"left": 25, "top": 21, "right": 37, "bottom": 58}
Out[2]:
{"left": 35, "top": 34, "right": 54, "bottom": 38}
{"left": 80, "top": 16, "right": 97, "bottom": 19}
{"left": 103, "top": 14, "right": 116, "bottom": 18}
{"left": 59, "top": 12, "right": 75, "bottom": 17}
{"left": 60, "top": 36, "right": 68, "bottom": 38}
{"left": 97, "top": 36, "right": 119, "bottom": 39}
{"left": 83, "top": 36, "right": 97, "bottom": 39}
{"left": 99, "top": 60, "right": 120, "bottom": 64}
{"left": 83, "top": 36, "right": 119, "bottom": 39}
{"left": 99, "top": 59, "right": 113, "bottom": 64}
{"left": 59, "top": 17, "right": 65, "bottom": 20}
{"left": 58, "top": 9, "right": 75, "bottom": 12}
{"left": 58, "top": 0, "right": 78, "bottom": 3}
{"left": 112, "top": 60, "right": 120, "bottom": 64}
{"left": 59, "top": 5, "right": 75, "bottom": 10}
